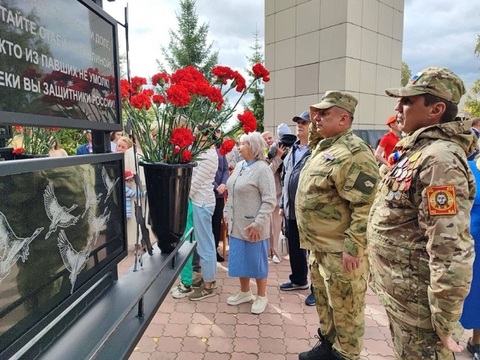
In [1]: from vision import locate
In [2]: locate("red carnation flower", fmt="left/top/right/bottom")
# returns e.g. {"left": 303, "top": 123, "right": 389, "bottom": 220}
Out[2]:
{"left": 152, "top": 94, "right": 166, "bottom": 105}
{"left": 12, "top": 148, "right": 24, "bottom": 155}
{"left": 13, "top": 125, "right": 23, "bottom": 132}
{"left": 237, "top": 110, "right": 257, "bottom": 134}
{"left": 130, "top": 91, "right": 151, "bottom": 110}
{"left": 212, "top": 65, "right": 234, "bottom": 84}
{"left": 219, "top": 139, "right": 236, "bottom": 155}
{"left": 170, "top": 127, "right": 195, "bottom": 148}
{"left": 181, "top": 149, "right": 193, "bottom": 163}
{"left": 143, "top": 89, "right": 154, "bottom": 97}
{"left": 232, "top": 71, "right": 246, "bottom": 92}
{"left": 195, "top": 81, "right": 213, "bottom": 97}
{"left": 120, "top": 79, "right": 131, "bottom": 100}
{"left": 151, "top": 72, "right": 169, "bottom": 86}
{"left": 170, "top": 66, "right": 206, "bottom": 85}
{"left": 252, "top": 63, "right": 270, "bottom": 82}
{"left": 206, "top": 87, "right": 224, "bottom": 110}
{"left": 131, "top": 76, "right": 147, "bottom": 95}
{"left": 166, "top": 84, "right": 191, "bottom": 107}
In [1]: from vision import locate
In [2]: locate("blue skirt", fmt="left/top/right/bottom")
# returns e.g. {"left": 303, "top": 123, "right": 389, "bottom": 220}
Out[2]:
{"left": 228, "top": 236, "right": 269, "bottom": 279}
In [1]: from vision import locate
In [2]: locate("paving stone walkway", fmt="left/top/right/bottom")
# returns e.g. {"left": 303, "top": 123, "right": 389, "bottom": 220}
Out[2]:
{"left": 117, "top": 250, "right": 472, "bottom": 360}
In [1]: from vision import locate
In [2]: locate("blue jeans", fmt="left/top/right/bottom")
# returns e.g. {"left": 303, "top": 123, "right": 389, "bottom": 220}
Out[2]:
{"left": 192, "top": 203, "right": 216, "bottom": 283}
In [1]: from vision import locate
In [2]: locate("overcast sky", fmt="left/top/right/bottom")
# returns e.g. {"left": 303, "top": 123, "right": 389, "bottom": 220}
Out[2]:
{"left": 103, "top": 0, "right": 480, "bottom": 89}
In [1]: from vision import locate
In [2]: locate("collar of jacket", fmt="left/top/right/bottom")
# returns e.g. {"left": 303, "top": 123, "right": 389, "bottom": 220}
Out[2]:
{"left": 396, "top": 119, "right": 476, "bottom": 156}
{"left": 316, "top": 128, "right": 353, "bottom": 151}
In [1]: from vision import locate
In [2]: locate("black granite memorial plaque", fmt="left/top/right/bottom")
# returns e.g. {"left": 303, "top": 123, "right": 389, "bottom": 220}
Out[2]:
{"left": 0, "top": 0, "right": 121, "bottom": 130}
{"left": 0, "top": 154, "right": 126, "bottom": 355}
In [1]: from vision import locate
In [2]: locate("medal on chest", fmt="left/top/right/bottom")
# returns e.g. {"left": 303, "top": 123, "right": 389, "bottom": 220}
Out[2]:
{"left": 383, "top": 151, "right": 422, "bottom": 200}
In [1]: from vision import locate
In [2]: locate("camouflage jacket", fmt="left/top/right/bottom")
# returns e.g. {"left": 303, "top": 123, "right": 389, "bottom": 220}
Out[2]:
{"left": 296, "top": 128, "right": 379, "bottom": 257}
{"left": 367, "top": 120, "right": 477, "bottom": 337}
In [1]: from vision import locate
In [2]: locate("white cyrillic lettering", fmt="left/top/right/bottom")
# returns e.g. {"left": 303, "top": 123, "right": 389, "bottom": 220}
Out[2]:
{"left": 0, "top": 70, "right": 20, "bottom": 89}
{"left": 23, "top": 77, "right": 40, "bottom": 93}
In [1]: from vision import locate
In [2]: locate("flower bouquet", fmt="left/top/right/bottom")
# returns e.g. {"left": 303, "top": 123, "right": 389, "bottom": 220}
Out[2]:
{"left": 121, "top": 63, "right": 270, "bottom": 253}
{"left": 121, "top": 63, "right": 270, "bottom": 163}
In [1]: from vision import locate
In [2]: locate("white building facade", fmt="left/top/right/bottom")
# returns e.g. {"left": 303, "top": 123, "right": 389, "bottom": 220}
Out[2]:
{"left": 264, "top": 0, "right": 405, "bottom": 142}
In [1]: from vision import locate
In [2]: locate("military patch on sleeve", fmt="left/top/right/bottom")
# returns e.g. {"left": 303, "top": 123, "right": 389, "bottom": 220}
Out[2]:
{"left": 353, "top": 172, "right": 377, "bottom": 195}
{"left": 426, "top": 185, "right": 457, "bottom": 216}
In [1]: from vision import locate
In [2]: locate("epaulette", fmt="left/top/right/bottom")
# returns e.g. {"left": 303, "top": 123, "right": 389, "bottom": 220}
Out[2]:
{"left": 343, "top": 134, "right": 364, "bottom": 154}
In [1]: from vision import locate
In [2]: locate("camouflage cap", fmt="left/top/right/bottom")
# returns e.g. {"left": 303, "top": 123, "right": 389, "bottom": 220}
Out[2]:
{"left": 310, "top": 91, "right": 358, "bottom": 115}
{"left": 385, "top": 66, "right": 465, "bottom": 104}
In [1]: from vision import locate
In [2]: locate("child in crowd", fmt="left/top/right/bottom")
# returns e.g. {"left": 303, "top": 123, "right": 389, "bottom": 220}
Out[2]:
{"left": 125, "top": 170, "right": 146, "bottom": 251}
{"left": 125, "top": 169, "right": 147, "bottom": 218}
{"left": 124, "top": 170, "right": 136, "bottom": 220}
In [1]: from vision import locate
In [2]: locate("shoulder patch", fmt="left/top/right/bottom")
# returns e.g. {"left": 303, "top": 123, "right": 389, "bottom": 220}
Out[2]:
{"left": 353, "top": 171, "right": 377, "bottom": 195}
{"left": 426, "top": 185, "right": 457, "bottom": 216}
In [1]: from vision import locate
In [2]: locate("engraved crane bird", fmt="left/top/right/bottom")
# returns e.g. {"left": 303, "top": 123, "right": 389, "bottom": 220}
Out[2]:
{"left": 43, "top": 182, "right": 80, "bottom": 239}
{"left": 81, "top": 175, "right": 103, "bottom": 218}
{"left": 57, "top": 230, "right": 93, "bottom": 294}
{"left": 0, "top": 211, "right": 44, "bottom": 283}
{"left": 101, "top": 166, "right": 119, "bottom": 203}
{"left": 88, "top": 208, "right": 111, "bottom": 244}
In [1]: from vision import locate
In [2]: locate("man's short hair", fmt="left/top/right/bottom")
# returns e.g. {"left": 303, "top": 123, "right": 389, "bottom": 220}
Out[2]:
{"left": 422, "top": 94, "right": 458, "bottom": 124}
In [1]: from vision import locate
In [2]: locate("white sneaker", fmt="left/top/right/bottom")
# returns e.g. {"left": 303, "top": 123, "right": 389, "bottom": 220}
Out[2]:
{"left": 251, "top": 295, "right": 268, "bottom": 314}
{"left": 171, "top": 282, "right": 193, "bottom": 299}
{"left": 272, "top": 255, "right": 281, "bottom": 264}
{"left": 227, "top": 290, "right": 254, "bottom": 305}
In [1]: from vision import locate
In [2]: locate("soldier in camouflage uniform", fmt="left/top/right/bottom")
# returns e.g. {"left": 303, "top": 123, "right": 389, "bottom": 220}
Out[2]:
{"left": 296, "top": 91, "right": 380, "bottom": 360}
{"left": 367, "top": 66, "right": 477, "bottom": 359}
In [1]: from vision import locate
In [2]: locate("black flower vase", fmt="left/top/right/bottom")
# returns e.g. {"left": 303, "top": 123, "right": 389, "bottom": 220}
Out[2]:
{"left": 140, "top": 161, "right": 196, "bottom": 253}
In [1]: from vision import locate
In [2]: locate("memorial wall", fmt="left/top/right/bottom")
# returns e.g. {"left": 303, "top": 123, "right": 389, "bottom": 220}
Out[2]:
{"left": 0, "top": 0, "right": 121, "bottom": 129}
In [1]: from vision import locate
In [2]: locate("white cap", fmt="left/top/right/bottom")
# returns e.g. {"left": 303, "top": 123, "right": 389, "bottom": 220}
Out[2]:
{"left": 277, "top": 123, "right": 292, "bottom": 137}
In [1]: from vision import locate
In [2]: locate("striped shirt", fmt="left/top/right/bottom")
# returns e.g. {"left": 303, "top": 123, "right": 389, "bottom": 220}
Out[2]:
{"left": 189, "top": 148, "right": 218, "bottom": 207}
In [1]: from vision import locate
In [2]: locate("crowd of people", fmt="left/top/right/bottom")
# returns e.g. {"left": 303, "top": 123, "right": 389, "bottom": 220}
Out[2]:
{"left": 170, "top": 66, "right": 480, "bottom": 360}
{"left": 15, "top": 64, "right": 480, "bottom": 359}
{"left": 110, "top": 65, "right": 480, "bottom": 359}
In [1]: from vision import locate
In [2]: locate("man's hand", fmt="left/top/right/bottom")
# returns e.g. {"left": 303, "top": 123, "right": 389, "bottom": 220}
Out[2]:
{"left": 342, "top": 252, "right": 360, "bottom": 272}
{"left": 438, "top": 334, "right": 463, "bottom": 353}
{"left": 279, "top": 208, "right": 284, "bottom": 216}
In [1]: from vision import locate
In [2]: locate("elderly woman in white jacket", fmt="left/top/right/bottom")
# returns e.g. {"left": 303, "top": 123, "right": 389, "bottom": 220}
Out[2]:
{"left": 224, "top": 131, "right": 276, "bottom": 314}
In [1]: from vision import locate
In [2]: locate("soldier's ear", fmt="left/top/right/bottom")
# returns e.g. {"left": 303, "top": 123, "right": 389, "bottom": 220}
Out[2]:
{"left": 429, "top": 101, "right": 446, "bottom": 119}
{"left": 339, "top": 112, "right": 350, "bottom": 125}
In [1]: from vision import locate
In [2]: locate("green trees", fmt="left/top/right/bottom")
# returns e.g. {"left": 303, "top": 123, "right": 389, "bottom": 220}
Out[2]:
{"left": 401, "top": 62, "right": 412, "bottom": 86}
{"left": 465, "top": 36, "right": 480, "bottom": 117}
{"left": 156, "top": 0, "right": 228, "bottom": 124}
{"left": 465, "top": 81, "right": 480, "bottom": 117}
{"left": 157, "top": 0, "right": 218, "bottom": 76}
{"left": 244, "top": 30, "right": 265, "bottom": 133}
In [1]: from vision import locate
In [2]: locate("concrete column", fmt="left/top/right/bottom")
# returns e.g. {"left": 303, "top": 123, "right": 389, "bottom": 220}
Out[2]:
{"left": 264, "top": 0, "right": 404, "bottom": 136}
